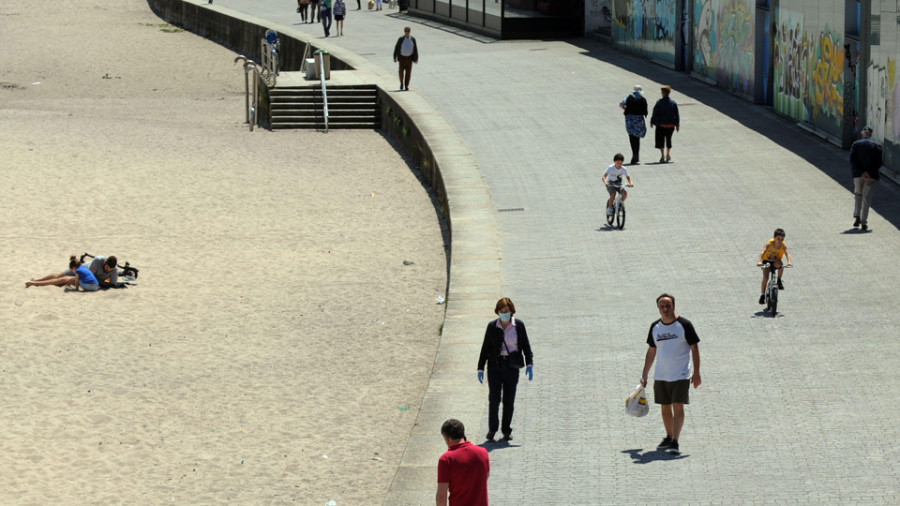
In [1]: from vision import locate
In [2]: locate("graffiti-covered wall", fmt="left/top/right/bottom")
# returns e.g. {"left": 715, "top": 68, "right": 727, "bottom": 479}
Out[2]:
{"left": 868, "top": 0, "right": 900, "bottom": 172}
{"left": 773, "top": 1, "right": 846, "bottom": 139}
{"left": 586, "top": 0, "right": 613, "bottom": 34}
{"left": 612, "top": 0, "right": 678, "bottom": 65}
{"left": 692, "top": 0, "right": 755, "bottom": 99}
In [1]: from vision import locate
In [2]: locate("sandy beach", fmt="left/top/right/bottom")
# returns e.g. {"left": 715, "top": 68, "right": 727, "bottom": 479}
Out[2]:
{"left": 0, "top": 1, "right": 447, "bottom": 503}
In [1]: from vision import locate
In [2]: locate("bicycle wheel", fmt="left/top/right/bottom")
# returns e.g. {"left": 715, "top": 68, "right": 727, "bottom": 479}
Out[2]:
{"left": 768, "top": 287, "right": 778, "bottom": 315}
{"left": 616, "top": 201, "right": 626, "bottom": 229}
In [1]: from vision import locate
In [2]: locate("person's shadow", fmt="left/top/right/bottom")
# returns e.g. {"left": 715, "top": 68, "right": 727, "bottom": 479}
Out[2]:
{"left": 479, "top": 440, "right": 521, "bottom": 452}
{"left": 621, "top": 448, "right": 688, "bottom": 463}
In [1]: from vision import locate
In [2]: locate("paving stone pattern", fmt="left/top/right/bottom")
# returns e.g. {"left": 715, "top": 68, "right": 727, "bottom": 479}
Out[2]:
{"left": 210, "top": 2, "right": 900, "bottom": 503}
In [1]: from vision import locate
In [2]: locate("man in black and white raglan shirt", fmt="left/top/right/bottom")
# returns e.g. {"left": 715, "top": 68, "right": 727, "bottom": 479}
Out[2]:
{"left": 640, "top": 293, "right": 701, "bottom": 455}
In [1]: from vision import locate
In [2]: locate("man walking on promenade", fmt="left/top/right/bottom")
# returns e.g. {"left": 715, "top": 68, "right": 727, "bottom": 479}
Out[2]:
{"left": 850, "top": 125, "right": 883, "bottom": 231}
{"left": 640, "top": 294, "right": 701, "bottom": 455}
{"left": 436, "top": 419, "right": 489, "bottom": 506}
{"left": 393, "top": 26, "right": 418, "bottom": 91}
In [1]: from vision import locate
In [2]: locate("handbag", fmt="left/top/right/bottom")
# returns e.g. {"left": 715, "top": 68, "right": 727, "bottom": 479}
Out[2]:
{"left": 502, "top": 340, "right": 525, "bottom": 369}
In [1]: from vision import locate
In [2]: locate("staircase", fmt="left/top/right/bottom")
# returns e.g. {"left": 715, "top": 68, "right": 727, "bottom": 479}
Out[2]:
{"left": 268, "top": 85, "right": 381, "bottom": 130}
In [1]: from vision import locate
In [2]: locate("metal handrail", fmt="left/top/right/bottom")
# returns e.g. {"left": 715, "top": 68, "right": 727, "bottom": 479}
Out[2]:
{"left": 233, "top": 55, "right": 251, "bottom": 124}
{"left": 260, "top": 38, "right": 278, "bottom": 87}
{"left": 319, "top": 56, "right": 329, "bottom": 133}
{"left": 300, "top": 42, "right": 312, "bottom": 74}
{"left": 233, "top": 57, "right": 260, "bottom": 132}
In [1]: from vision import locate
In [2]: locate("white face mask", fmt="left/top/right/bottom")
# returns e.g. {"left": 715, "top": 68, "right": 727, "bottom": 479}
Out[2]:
{"left": 498, "top": 312, "right": 511, "bottom": 322}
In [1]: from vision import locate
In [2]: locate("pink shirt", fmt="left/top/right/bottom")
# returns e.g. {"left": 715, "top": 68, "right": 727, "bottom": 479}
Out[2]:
{"left": 495, "top": 317, "right": 519, "bottom": 355}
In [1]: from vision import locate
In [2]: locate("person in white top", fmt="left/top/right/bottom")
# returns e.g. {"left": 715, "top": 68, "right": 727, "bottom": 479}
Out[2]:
{"left": 640, "top": 293, "right": 701, "bottom": 456}
{"left": 392, "top": 27, "right": 419, "bottom": 91}
{"left": 602, "top": 153, "right": 634, "bottom": 215}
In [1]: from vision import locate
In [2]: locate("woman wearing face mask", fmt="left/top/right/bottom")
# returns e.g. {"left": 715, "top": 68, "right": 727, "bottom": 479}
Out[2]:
{"left": 477, "top": 297, "right": 534, "bottom": 441}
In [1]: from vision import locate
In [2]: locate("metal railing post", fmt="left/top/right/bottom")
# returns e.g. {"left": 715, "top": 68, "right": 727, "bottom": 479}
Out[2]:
{"left": 233, "top": 55, "right": 250, "bottom": 124}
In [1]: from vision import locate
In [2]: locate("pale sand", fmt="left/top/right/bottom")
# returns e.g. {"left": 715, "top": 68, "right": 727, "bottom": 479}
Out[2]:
{"left": 0, "top": 1, "right": 447, "bottom": 503}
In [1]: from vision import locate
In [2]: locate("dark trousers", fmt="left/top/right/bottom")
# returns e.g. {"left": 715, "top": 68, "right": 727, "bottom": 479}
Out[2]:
{"left": 655, "top": 126, "right": 675, "bottom": 149}
{"left": 488, "top": 360, "right": 520, "bottom": 434}
{"left": 628, "top": 135, "right": 640, "bottom": 162}
{"left": 398, "top": 55, "right": 414, "bottom": 87}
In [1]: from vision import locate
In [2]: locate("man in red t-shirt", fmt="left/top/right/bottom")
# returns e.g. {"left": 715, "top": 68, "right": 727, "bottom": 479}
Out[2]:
{"left": 436, "top": 419, "right": 490, "bottom": 506}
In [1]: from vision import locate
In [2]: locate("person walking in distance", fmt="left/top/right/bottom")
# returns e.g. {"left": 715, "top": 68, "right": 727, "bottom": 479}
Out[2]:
{"left": 850, "top": 125, "right": 883, "bottom": 231}
{"left": 640, "top": 293, "right": 701, "bottom": 455}
{"left": 436, "top": 419, "right": 489, "bottom": 506}
{"left": 319, "top": 0, "right": 333, "bottom": 37}
{"left": 393, "top": 26, "right": 418, "bottom": 91}
{"left": 619, "top": 84, "right": 648, "bottom": 164}
{"left": 477, "top": 297, "right": 534, "bottom": 441}
{"left": 649, "top": 85, "right": 680, "bottom": 163}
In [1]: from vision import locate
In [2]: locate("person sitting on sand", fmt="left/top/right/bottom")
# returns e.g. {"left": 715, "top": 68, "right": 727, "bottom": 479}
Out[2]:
{"left": 26, "top": 255, "right": 100, "bottom": 291}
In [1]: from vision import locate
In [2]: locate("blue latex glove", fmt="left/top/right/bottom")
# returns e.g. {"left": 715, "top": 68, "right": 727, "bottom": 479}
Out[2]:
{"left": 477, "top": 371, "right": 484, "bottom": 384}
{"left": 525, "top": 365, "right": 533, "bottom": 381}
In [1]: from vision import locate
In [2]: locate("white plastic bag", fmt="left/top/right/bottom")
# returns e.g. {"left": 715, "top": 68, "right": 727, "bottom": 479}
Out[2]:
{"left": 625, "top": 384, "right": 649, "bottom": 417}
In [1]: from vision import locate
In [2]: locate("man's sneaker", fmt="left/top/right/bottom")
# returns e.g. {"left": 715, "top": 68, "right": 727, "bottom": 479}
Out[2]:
{"left": 485, "top": 431, "right": 496, "bottom": 441}
{"left": 777, "top": 279, "right": 784, "bottom": 290}
{"left": 657, "top": 436, "right": 672, "bottom": 449}
{"left": 758, "top": 294, "right": 765, "bottom": 305}
{"left": 853, "top": 217, "right": 861, "bottom": 228}
{"left": 666, "top": 440, "right": 680, "bottom": 455}
{"left": 607, "top": 207, "right": 613, "bottom": 215}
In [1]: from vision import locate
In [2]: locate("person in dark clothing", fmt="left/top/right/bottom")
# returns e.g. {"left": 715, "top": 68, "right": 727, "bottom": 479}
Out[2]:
{"left": 620, "top": 84, "right": 648, "bottom": 165}
{"left": 650, "top": 85, "right": 680, "bottom": 163}
{"left": 393, "top": 26, "right": 418, "bottom": 91}
{"left": 849, "top": 125, "right": 883, "bottom": 230}
{"left": 477, "top": 297, "right": 534, "bottom": 442}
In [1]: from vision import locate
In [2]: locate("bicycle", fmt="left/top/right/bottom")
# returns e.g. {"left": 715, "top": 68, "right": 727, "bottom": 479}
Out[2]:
{"left": 605, "top": 184, "right": 633, "bottom": 230}
{"left": 759, "top": 261, "right": 790, "bottom": 315}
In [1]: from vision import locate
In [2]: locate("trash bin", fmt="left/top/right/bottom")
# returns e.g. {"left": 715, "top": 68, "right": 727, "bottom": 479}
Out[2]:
{"left": 313, "top": 49, "right": 331, "bottom": 80}
{"left": 305, "top": 58, "right": 316, "bottom": 80}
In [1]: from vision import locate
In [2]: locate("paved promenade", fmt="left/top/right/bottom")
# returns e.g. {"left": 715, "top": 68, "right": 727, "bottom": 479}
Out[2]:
{"left": 204, "top": 2, "right": 899, "bottom": 503}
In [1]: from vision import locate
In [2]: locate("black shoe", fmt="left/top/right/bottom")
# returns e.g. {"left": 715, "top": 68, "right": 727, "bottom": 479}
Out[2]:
{"left": 666, "top": 440, "right": 680, "bottom": 455}
{"left": 777, "top": 279, "right": 784, "bottom": 290}
{"left": 485, "top": 431, "right": 496, "bottom": 441}
{"left": 853, "top": 217, "right": 861, "bottom": 227}
{"left": 862, "top": 224, "right": 868, "bottom": 231}
{"left": 659, "top": 156, "right": 666, "bottom": 163}
{"left": 657, "top": 436, "right": 673, "bottom": 449}
{"left": 758, "top": 294, "right": 765, "bottom": 305}
{"left": 500, "top": 433, "right": 512, "bottom": 441}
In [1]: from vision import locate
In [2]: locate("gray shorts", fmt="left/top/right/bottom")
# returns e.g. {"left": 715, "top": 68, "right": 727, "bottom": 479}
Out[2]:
{"left": 653, "top": 380, "right": 690, "bottom": 405}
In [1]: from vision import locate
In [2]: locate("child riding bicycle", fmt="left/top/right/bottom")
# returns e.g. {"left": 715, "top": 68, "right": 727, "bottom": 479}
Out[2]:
{"left": 757, "top": 228, "right": 793, "bottom": 304}
{"left": 603, "top": 153, "right": 635, "bottom": 215}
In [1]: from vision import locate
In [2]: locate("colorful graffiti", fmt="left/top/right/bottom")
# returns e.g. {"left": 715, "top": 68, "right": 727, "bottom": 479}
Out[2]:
{"left": 774, "top": 13, "right": 844, "bottom": 137}
{"left": 692, "top": 0, "right": 754, "bottom": 97}
{"left": 809, "top": 28, "right": 845, "bottom": 123}
{"left": 613, "top": 0, "right": 677, "bottom": 64}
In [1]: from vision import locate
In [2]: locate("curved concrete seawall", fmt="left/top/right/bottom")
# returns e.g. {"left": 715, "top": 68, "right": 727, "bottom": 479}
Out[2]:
{"left": 146, "top": 1, "right": 500, "bottom": 503}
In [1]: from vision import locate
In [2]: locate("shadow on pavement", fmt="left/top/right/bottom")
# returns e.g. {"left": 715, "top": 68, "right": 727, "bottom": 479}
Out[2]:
{"left": 568, "top": 38, "right": 900, "bottom": 233}
{"left": 622, "top": 448, "right": 688, "bottom": 464}
{"left": 479, "top": 440, "right": 521, "bottom": 452}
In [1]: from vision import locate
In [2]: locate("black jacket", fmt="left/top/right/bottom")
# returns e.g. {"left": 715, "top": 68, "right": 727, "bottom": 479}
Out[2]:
{"left": 477, "top": 319, "right": 534, "bottom": 370}
{"left": 393, "top": 35, "right": 418, "bottom": 62}
{"left": 850, "top": 136, "right": 883, "bottom": 179}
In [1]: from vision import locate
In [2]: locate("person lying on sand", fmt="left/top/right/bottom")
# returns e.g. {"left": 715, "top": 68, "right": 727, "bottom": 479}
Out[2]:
{"left": 26, "top": 255, "right": 100, "bottom": 291}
